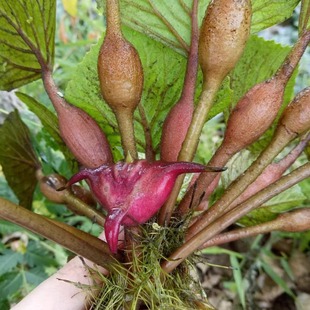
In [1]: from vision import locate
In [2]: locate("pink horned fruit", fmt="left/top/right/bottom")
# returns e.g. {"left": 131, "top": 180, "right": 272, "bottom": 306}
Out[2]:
{"left": 66, "top": 160, "right": 215, "bottom": 253}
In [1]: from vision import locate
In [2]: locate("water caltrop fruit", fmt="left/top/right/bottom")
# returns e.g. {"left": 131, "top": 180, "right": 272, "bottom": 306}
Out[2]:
{"left": 65, "top": 160, "right": 221, "bottom": 253}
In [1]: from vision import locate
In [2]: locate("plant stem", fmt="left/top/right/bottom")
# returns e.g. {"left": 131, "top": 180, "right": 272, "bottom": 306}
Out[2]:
{"left": 158, "top": 0, "right": 202, "bottom": 225}
{"left": 41, "top": 70, "right": 67, "bottom": 112}
{"left": 178, "top": 143, "right": 231, "bottom": 216}
{"left": 200, "top": 208, "right": 310, "bottom": 248}
{"left": 63, "top": 191, "right": 106, "bottom": 227}
{"left": 179, "top": 80, "right": 221, "bottom": 162}
{"left": 159, "top": 81, "right": 220, "bottom": 224}
{"left": 106, "top": 0, "right": 121, "bottom": 36}
{"left": 227, "top": 132, "right": 310, "bottom": 210}
{"left": 161, "top": 162, "right": 310, "bottom": 273}
{"left": 200, "top": 221, "right": 282, "bottom": 249}
{"left": 138, "top": 103, "right": 155, "bottom": 161}
{"left": 116, "top": 111, "right": 138, "bottom": 159}
{"left": 0, "top": 197, "right": 119, "bottom": 268}
{"left": 275, "top": 29, "right": 310, "bottom": 84}
{"left": 187, "top": 124, "right": 297, "bottom": 238}
{"left": 299, "top": 2, "right": 310, "bottom": 34}
{"left": 166, "top": 81, "right": 221, "bottom": 222}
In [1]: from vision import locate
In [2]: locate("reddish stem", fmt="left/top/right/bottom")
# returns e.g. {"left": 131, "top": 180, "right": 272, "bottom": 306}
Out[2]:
{"left": 180, "top": 0, "right": 199, "bottom": 104}
{"left": 158, "top": 0, "right": 199, "bottom": 225}
{"left": 200, "top": 208, "right": 310, "bottom": 248}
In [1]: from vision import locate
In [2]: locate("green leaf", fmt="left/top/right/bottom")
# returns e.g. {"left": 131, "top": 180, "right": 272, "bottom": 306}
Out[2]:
{"left": 24, "top": 267, "right": 47, "bottom": 286}
{"left": 201, "top": 246, "right": 243, "bottom": 258}
{"left": 299, "top": 0, "right": 310, "bottom": 33}
{"left": 0, "top": 250, "right": 23, "bottom": 276}
{"left": 16, "top": 92, "right": 60, "bottom": 142}
{"left": 0, "top": 272, "right": 23, "bottom": 299}
{"left": 260, "top": 258, "right": 295, "bottom": 298}
{"left": 0, "top": 110, "right": 40, "bottom": 209}
{"left": 97, "top": 0, "right": 299, "bottom": 54}
{"left": 231, "top": 35, "right": 295, "bottom": 107}
{"left": 16, "top": 92, "right": 77, "bottom": 170}
{"left": 238, "top": 208, "right": 277, "bottom": 226}
{"left": 0, "top": 220, "right": 23, "bottom": 235}
{"left": 230, "top": 255, "right": 246, "bottom": 309}
{"left": 25, "top": 241, "right": 57, "bottom": 267}
{"left": 239, "top": 185, "right": 307, "bottom": 226}
{"left": 0, "top": 298, "right": 10, "bottom": 310}
{"left": 251, "top": 0, "right": 300, "bottom": 33}
{"left": 0, "top": 0, "right": 56, "bottom": 90}
{"left": 266, "top": 184, "right": 307, "bottom": 213}
{"left": 280, "top": 257, "right": 295, "bottom": 281}
{"left": 208, "top": 77, "right": 233, "bottom": 121}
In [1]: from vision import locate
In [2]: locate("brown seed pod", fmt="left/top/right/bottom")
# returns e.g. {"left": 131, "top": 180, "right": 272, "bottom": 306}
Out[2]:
{"left": 278, "top": 87, "right": 310, "bottom": 135}
{"left": 221, "top": 77, "right": 284, "bottom": 156}
{"left": 39, "top": 174, "right": 67, "bottom": 203}
{"left": 42, "top": 70, "right": 113, "bottom": 169}
{"left": 215, "top": 31, "right": 310, "bottom": 159}
{"left": 98, "top": 0, "right": 143, "bottom": 158}
{"left": 199, "top": 0, "right": 251, "bottom": 86}
{"left": 98, "top": 36, "right": 143, "bottom": 113}
{"left": 57, "top": 103, "right": 113, "bottom": 168}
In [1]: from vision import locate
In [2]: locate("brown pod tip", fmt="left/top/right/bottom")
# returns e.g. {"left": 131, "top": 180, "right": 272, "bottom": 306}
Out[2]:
{"left": 199, "top": 0, "right": 251, "bottom": 86}
{"left": 98, "top": 0, "right": 143, "bottom": 113}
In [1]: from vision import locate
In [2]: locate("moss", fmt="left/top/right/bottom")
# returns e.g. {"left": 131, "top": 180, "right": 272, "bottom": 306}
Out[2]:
{"left": 89, "top": 219, "right": 213, "bottom": 310}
